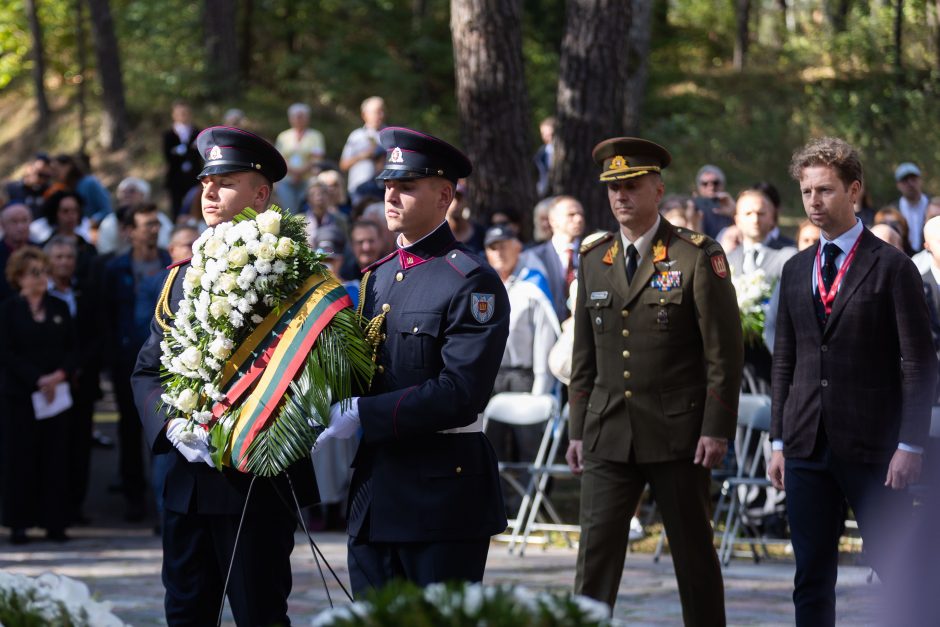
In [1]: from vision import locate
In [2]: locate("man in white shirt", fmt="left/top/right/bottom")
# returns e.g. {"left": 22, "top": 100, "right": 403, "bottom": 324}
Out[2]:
{"left": 340, "top": 97, "right": 386, "bottom": 196}
{"left": 896, "top": 162, "right": 929, "bottom": 252}
{"left": 274, "top": 103, "right": 325, "bottom": 214}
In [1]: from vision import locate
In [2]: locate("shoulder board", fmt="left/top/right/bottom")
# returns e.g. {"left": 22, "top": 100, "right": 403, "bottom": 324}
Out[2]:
{"left": 579, "top": 231, "right": 613, "bottom": 254}
{"left": 443, "top": 248, "right": 481, "bottom": 277}
{"left": 673, "top": 227, "right": 724, "bottom": 256}
{"left": 166, "top": 257, "right": 191, "bottom": 270}
{"left": 363, "top": 250, "right": 397, "bottom": 273}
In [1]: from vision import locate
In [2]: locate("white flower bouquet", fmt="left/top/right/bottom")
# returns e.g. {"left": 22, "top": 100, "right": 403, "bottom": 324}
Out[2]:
{"left": 311, "top": 581, "right": 613, "bottom": 626}
{"left": 0, "top": 571, "right": 124, "bottom": 626}
{"left": 159, "top": 206, "right": 374, "bottom": 476}
{"left": 731, "top": 268, "right": 774, "bottom": 346}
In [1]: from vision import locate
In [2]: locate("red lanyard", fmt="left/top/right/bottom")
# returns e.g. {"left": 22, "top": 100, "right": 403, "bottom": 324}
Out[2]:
{"left": 815, "top": 234, "right": 861, "bottom": 316}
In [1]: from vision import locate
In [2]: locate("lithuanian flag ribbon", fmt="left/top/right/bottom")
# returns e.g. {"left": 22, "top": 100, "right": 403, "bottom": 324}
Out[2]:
{"left": 210, "top": 273, "right": 352, "bottom": 470}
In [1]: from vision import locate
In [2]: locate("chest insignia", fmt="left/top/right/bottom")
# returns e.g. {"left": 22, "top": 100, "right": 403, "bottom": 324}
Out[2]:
{"left": 652, "top": 239, "right": 667, "bottom": 264}
{"left": 650, "top": 271, "right": 682, "bottom": 291}
{"left": 470, "top": 292, "right": 495, "bottom": 323}
{"left": 602, "top": 241, "right": 619, "bottom": 265}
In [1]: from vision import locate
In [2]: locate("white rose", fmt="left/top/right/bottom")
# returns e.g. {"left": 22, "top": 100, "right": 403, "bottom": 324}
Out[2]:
{"left": 208, "top": 336, "right": 233, "bottom": 360}
{"left": 203, "top": 237, "right": 228, "bottom": 259}
{"left": 176, "top": 388, "right": 198, "bottom": 413}
{"left": 256, "top": 211, "right": 281, "bottom": 235}
{"left": 227, "top": 246, "right": 249, "bottom": 267}
{"left": 209, "top": 298, "right": 232, "bottom": 319}
{"left": 184, "top": 267, "right": 204, "bottom": 292}
{"left": 179, "top": 346, "right": 203, "bottom": 371}
{"left": 216, "top": 272, "right": 238, "bottom": 294}
{"left": 275, "top": 237, "right": 295, "bottom": 259}
{"left": 256, "top": 242, "right": 276, "bottom": 262}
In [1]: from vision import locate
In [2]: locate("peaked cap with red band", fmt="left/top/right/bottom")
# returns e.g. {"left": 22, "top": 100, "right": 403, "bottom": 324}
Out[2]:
{"left": 196, "top": 126, "right": 287, "bottom": 183}
{"left": 376, "top": 126, "right": 472, "bottom": 185}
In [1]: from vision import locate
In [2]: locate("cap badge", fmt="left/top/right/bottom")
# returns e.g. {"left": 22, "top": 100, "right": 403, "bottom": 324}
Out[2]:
{"left": 610, "top": 155, "right": 628, "bottom": 170}
{"left": 209, "top": 146, "right": 223, "bottom": 160}
{"left": 389, "top": 147, "right": 404, "bottom": 164}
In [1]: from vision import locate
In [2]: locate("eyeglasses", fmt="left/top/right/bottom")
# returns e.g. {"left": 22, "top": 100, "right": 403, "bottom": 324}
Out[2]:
{"left": 699, "top": 179, "right": 722, "bottom": 188}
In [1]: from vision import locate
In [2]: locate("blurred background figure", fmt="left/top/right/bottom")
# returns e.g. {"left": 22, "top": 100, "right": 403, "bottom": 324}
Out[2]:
{"left": 895, "top": 161, "right": 929, "bottom": 253}
{"left": 528, "top": 195, "right": 584, "bottom": 320}
{"left": 0, "top": 246, "right": 76, "bottom": 544}
{"left": 0, "top": 203, "right": 38, "bottom": 303}
{"left": 871, "top": 222, "right": 905, "bottom": 251}
{"left": 796, "top": 219, "right": 821, "bottom": 251}
{"left": 534, "top": 116, "right": 555, "bottom": 198}
{"left": 531, "top": 196, "right": 555, "bottom": 244}
{"left": 275, "top": 103, "right": 325, "bottom": 214}
{"left": 693, "top": 164, "right": 735, "bottom": 238}
{"left": 162, "top": 101, "right": 201, "bottom": 221}
{"left": 222, "top": 108, "right": 246, "bottom": 128}
{"left": 340, "top": 96, "right": 386, "bottom": 199}
{"left": 446, "top": 182, "right": 485, "bottom": 253}
{"left": 5, "top": 153, "right": 51, "bottom": 218}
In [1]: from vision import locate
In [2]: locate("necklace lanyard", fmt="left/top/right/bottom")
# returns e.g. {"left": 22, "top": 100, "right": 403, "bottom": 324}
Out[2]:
{"left": 815, "top": 234, "right": 861, "bottom": 316}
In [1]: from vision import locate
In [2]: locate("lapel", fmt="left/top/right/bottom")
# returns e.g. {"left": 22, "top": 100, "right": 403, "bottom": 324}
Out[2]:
{"left": 603, "top": 237, "right": 631, "bottom": 306}
{"left": 613, "top": 220, "right": 672, "bottom": 307}
{"left": 823, "top": 229, "right": 878, "bottom": 336}
{"left": 791, "top": 248, "right": 822, "bottom": 340}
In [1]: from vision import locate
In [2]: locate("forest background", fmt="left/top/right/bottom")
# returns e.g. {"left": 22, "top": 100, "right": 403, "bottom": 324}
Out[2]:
{"left": 0, "top": 0, "right": 938, "bottom": 232}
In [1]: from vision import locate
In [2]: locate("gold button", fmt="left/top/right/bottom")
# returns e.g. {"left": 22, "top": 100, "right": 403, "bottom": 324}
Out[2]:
{"left": 621, "top": 309, "right": 629, "bottom": 318}
{"left": 624, "top": 390, "right": 633, "bottom": 399}
{"left": 659, "top": 298, "right": 665, "bottom": 304}
{"left": 622, "top": 350, "right": 630, "bottom": 358}
{"left": 413, "top": 326, "right": 419, "bottom": 333}
{"left": 456, "top": 466, "right": 462, "bottom": 474}
{"left": 451, "top": 253, "right": 457, "bottom": 258}
{"left": 382, "top": 303, "right": 391, "bottom": 312}
{"left": 621, "top": 329, "right": 630, "bottom": 337}
{"left": 395, "top": 272, "right": 403, "bottom": 281}
{"left": 623, "top": 371, "right": 631, "bottom": 379}
{"left": 377, "top": 365, "right": 385, "bottom": 374}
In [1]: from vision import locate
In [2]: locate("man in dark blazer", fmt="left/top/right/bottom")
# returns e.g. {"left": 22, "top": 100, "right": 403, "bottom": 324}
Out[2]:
{"left": 526, "top": 195, "right": 584, "bottom": 320}
{"left": 567, "top": 137, "right": 743, "bottom": 623}
{"left": 313, "top": 127, "right": 510, "bottom": 596}
{"left": 769, "top": 137, "right": 938, "bottom": 626}
{"left": 161, "top": 101, "right": 201, "bottom": 219}
{"left": 132, "top": 127, "right": 318, "bottom": 626}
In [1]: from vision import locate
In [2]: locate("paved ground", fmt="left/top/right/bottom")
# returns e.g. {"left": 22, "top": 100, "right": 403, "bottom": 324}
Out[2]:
{"left": 0, "top": 414, "right": 885, "bottom": 626}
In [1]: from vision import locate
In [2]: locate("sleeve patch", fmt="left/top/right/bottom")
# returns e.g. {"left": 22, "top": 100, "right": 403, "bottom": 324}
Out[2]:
{"left": 710, "top": 253, "right": 729, "bottom": 278}
{"left": 470, "top": 292, "right": 495, "bottom": 323}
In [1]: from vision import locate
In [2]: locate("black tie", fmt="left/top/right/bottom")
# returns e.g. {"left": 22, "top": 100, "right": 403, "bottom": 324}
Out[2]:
{"left": 822, "top": 242, "right": 841, "bottom": 292}
{"left": 626, "top": 244, "right": 639, "bottom": 284}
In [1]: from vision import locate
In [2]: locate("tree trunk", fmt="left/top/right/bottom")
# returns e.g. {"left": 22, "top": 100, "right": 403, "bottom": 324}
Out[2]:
{"left": 936, "top": 0, "right": 940, "bottom": 74}
{"left": 24, "top": 0, "right": 51, "bottom": 132}
{"left": 827, "top": 0, "right": 851, "bottom": 32}
{"left": 239, "top": 0, "right": 253, "bottom": 82}
{"left": 204, "top": 0, "right": 240, "bottom": 101}
{"left": 552, "top": 0, "right": 631, "bottom": 231}
{"left": 86, "top": 0, "right": 128, "bottom": 149}
{"left": 894, "top": 0, "right": 904, "bottom": 71}
{"left": 451, "top": 0, "right": 537, "bottom": 237}
{"left": 75, "top": 0, "right": 88, "bottom": 153}
{"left": 734, "top": 0, "right": 751, "bottom": 71}
{"left": 623, "top": 0, "right": 653, "bottom": 135}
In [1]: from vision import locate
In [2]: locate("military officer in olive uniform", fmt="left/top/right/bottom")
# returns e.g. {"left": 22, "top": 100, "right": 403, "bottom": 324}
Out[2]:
{"left": 566, "top": 137, "right": 743, "bottom": 624}
{"left": 313, "top": 127, "right": 510, "bottom": 595}
{"left": 132, "top": 127, "right": 318, "bottom": 626}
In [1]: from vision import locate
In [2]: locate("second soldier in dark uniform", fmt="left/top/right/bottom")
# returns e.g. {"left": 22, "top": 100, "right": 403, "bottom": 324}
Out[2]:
{"left": 313, "top": 127, "right": 510, "bottom": 595}
{"left": 566, "top": 138, "right": 743, "bottom": 624}
{"left": 132, "top": 127, "right": 318, "bottom": 626}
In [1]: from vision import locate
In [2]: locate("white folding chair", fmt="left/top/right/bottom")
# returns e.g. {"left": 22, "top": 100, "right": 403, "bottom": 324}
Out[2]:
{"left": 482, "top": 392, "right": 574, "bottom": 553}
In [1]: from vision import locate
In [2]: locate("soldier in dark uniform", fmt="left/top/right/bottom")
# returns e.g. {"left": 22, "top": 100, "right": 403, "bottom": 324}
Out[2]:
{"left": 132, "top": 126, "right": 318, "bottom": 626}
{"left": 313, "top": 127, "right": 510, "bottom": 595}
{"left": 566, "top": 138, "right": 743, "bottom": 624}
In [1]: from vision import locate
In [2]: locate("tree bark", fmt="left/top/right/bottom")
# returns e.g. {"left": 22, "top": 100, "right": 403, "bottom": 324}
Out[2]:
{"left": 552, "top": 0, "right": 631, "bottom": 230}
{"left": 826, "top": 0, "right": 852, "bottom": 32}
{"left": 204, "top": 0, "right": 240, "bottom": 100}
{"left": 936, "top": 0, "right": 940, "bottom": 74}
{"left": 451, "top": 0, "right": 537, "bottom": 237}
{"left": 86, "top": 0, "right": 128, "bottom": 149}
{"left": 24, "top": 0, "right": 51, "bottom": 132}
{"left": 623, "top": 0, "right": 653, "bottom": 135}
{"left": 894, "top": 0, "right": 904, "bottom": 71}
{"left": 239, "top": 0, "right": 253, "bottom": 82}
{"left": 75, "top": 0, "right": 88, "bottom": 153}
{"left": 734, "top": 0, "right": 751, "bottom": 71}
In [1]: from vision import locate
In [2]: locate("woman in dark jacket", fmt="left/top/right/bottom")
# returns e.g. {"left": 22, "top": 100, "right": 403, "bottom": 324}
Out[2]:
{"left": 0, "top": 246, "right": 76, "bottom": 543}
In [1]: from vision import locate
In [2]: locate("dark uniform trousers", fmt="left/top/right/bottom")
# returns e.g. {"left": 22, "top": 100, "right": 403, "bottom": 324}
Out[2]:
{"left": 577, "top": 454, "right": 724, "bottom": 625}
{"left": 133, "top": 260, "right": 319, "bottom": 627}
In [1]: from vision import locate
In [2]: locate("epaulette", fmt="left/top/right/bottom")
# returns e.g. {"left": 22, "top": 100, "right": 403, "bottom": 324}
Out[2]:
{"left": 443, "top": 248, "right": 480, "bottom": 277}
{"left": 363, "top": 250, "right": 397, "bottom": 273}
{"left": 579, "top": 231, "right": 613, "bottom": 255}
{"left": 673, "top": 227, "right": 723, "bottom": 255}
{"left": 166, "top": 257, "right": 191, "bottom": 270}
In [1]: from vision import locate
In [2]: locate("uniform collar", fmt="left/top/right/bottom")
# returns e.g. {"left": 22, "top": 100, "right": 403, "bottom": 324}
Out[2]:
{"left": 395, "top": 221, "right": 456, "bottom": 269}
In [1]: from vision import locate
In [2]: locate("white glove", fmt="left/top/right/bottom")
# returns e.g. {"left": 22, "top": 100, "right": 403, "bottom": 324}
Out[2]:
{"left": 313, "top": 398, "right": 361, "bottom": 452}
{"left": 165, "top": 418, "right": 216, "bottom": 468}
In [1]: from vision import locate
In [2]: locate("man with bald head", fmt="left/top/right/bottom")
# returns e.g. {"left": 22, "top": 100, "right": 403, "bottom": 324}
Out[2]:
{"left": 0, "top": 203, "right": 37, "bottom": 302}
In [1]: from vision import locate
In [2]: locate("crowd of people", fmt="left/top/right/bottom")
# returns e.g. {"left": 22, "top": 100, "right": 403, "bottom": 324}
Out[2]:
{"left": 0, "top": 94, "right": 937, "bottom": 625}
